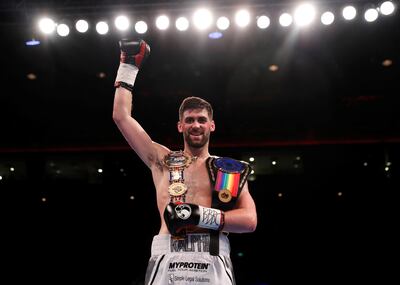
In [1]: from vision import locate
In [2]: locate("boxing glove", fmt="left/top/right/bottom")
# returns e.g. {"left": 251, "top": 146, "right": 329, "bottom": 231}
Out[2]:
{"left": 164, "top": 202, "right": 225, "bottom": 236}
{"left": 119, "top": 39, "right": 150, "bottom": 68}
{"left": 114, "top": 39, "right": 150, "bottom": 91}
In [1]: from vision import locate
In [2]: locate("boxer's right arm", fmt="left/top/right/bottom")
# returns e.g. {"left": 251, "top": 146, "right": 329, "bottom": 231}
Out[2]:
{"left": 112, "top": 40, "right": 160, "bottom": 168}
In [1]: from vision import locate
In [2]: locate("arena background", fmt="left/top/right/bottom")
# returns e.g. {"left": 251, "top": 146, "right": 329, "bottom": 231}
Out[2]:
{"left": 1, "top": 1, "right": 398, "bottom": 284}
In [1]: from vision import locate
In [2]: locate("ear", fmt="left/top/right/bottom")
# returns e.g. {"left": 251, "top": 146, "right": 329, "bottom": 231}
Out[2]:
{"left": 210, "top": 120, "right": 215, "bottom": 132}
{"left": 177, "top": 121, "right": 183, "bottom": 133}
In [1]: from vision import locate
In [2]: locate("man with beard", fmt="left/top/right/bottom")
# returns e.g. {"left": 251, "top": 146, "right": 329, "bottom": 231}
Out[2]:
{"left": 113, "top": 39, "right": 257, "bottom": 285}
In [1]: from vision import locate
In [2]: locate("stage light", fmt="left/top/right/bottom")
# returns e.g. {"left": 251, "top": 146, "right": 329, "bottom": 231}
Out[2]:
{"left": 31, "top": 1, "right": 396, "bottom": 38}
{"left": 321, "top": 11, "right": 335, "bottom": 25}
{"left": 256, "top": 15, "right": 270, "bottom": 29}
{"left": 380, "top": 1, "right": 395, "bottom": 15}
{"left": 75, "top": 19, "right": 89, "bottom": 33}
{"left": 135, "top": 21, "right": 148, "bottom": 34}
{"left": 208, "top": 31, "right": 223, "bottom": 39}
{"left": 216, "top": 16, "right": 230, "bottom": 30}
{"left": 294, "top": 3, "right": 316, "bottom": 27}
{"left": 235, "top": 9, "right": 251, "bottom": 28}
{"left": 96, "top": 21, "right": 109, "bottom": 35}
{"left": 56, "top": 23, "right": 70, "bottom": 37}
{"left": 364, "top": 8, "right": 379, "bottom": 22}
{"left": 342, "top": 6, "right": 357, "bottom": 20}
{"left": 26, "top": 38, "right": 40, "bottom": 46}
{"left": 155, "top": 15, "right": 170, "bottom": 30}
{"left": 193, "top": 8, "right": 213, "bottom": 30}
{"left": 279, "top": 13, "right": 293, "bottom": 27}
{"left": 176, "top": 17, "right": 189, "bottom": 31}
{"left": 38, "top": 17, "right": 56, "bottom": 34}
{"left": 114, "top": 15, "right": 130, "bottom": 31}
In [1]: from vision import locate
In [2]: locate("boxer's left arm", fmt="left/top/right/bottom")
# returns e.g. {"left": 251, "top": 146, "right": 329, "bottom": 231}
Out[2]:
{"left": 222, "top": 182, "right": 257, "bottom": 233}
{"left": 164, "top": 183, "right": 257, "bottom": 236}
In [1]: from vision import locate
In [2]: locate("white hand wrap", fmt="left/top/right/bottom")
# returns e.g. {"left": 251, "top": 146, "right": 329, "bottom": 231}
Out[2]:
{"left": 115, "top": 63, "right": 139, "bottom": 86}
{"left": 198, "top": 205, "right": 225, "bottom": 231}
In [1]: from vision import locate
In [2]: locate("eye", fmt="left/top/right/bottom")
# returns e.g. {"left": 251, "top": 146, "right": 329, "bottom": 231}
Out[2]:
{"left": 185, "top": 118, "right": 194, "bottom": 123}
{"left": 198, "top": 117, "right": 207, "bottom": 123}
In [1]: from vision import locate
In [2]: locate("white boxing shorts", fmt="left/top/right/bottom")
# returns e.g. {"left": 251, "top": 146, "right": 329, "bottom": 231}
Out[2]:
{"left": 144, "top": 233, "right": 236, "bottom": 285}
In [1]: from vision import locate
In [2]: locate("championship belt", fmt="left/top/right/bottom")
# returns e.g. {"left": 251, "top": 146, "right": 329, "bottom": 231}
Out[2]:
{"left": 206, "top": 156, "right": 251, "bottom": 211}
{"left": 163, "top": 150, "right": 196, "bottom": 203}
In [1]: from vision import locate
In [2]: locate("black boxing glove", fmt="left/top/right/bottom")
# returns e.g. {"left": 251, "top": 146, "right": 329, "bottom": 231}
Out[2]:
{"left": 114, "top": 39, "right": 150, "bottom": 91}
{"left": 164, "top": 202, "right": 225, "bottom": 236}
{"left": 119, "top": 39, "right": 150, "bottom": 68}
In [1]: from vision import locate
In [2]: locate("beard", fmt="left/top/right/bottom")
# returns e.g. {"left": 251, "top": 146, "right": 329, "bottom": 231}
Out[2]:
{"left": 183, "top": 131, "right": 210, "bottom": 148}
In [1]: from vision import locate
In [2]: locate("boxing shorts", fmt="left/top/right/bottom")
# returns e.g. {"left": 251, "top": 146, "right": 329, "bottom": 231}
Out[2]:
{"left": 144, "top": 233, "right": 236, "bottom": 285}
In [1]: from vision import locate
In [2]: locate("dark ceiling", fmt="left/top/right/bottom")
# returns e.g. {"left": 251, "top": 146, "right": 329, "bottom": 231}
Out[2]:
{"left": 1, "top": 0, "right": 399, "bottom": 151}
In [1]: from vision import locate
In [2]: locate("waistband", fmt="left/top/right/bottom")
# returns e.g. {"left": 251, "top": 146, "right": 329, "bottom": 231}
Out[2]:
{"left": 151, "top": 233, "right": 231, "bottom": 256}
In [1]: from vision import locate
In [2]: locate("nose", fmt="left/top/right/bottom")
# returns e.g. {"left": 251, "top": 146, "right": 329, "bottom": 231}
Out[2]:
{"left": 191, "top": 120, "right": 201, "bottom": 128}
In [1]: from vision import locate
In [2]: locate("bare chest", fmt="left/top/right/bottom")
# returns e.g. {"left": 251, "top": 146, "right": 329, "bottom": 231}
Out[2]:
{"left": 183, "top": 163, "right": 213, "bottom": 203}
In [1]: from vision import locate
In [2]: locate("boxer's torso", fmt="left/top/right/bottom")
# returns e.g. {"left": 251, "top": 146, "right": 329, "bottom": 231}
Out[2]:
{"left": 152, "top": 152, "right": 213, "bottom": 234}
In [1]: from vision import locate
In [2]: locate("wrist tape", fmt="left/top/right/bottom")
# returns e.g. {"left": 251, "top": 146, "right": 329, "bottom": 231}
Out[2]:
{"left": 198, "top": 206, "right": 225, "bottom": 231}
{"left": 114, "top": 63, "right": 139, "bottom": 89}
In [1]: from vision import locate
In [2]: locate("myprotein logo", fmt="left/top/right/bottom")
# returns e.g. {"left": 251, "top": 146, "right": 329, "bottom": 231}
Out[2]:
{"left": 169, "top": 262, "right": 210, "bottom": 271}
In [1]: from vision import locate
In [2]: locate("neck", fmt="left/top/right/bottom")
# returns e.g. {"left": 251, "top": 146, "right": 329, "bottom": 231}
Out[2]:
{"left": 184, "top": 144, "right": 210, "bottom": 159}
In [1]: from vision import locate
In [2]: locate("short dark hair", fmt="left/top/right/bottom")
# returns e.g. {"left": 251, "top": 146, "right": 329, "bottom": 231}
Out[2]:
{"left": 179, "top": 97, "right": 213, "bottom": 120}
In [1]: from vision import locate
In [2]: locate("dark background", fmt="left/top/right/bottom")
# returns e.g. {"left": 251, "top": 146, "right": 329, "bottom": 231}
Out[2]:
{"left": 1, "top": 1, "right": 399, "bottom": 285}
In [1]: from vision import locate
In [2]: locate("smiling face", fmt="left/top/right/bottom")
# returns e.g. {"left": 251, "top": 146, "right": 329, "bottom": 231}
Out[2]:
{"left": 177, "top": 108, "right": 215, "bottom": 149}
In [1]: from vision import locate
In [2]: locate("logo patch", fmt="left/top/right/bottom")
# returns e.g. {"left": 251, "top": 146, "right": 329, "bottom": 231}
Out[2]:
{"left": 175, "top": 204, "right": 192, "bottom": 220}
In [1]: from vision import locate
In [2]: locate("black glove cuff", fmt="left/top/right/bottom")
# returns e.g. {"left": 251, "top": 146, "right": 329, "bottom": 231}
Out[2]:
{"left": 115, "top": 81, "right": 134, "bottom": 92}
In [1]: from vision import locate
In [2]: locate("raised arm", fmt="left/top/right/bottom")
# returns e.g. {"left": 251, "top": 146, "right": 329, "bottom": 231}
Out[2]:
{"left": 112, "top": 39, "right": 167, "bottom": 168}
